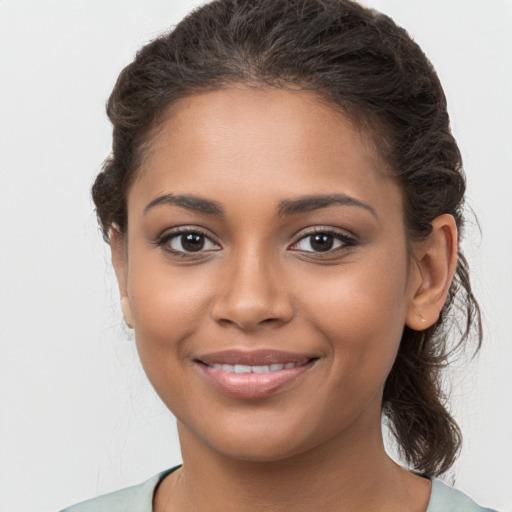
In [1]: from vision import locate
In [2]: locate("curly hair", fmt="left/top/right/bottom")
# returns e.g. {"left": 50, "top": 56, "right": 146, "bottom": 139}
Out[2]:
{"left": 93, "top": 0, "right": 482, "bottom": 476}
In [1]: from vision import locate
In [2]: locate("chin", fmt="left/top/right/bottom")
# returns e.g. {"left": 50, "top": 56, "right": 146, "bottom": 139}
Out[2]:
{"left": 181, "top": 406, "right": 346, "bottom": 465}
{"left": 209, "top": 437, "right": 310, "bottom": 463}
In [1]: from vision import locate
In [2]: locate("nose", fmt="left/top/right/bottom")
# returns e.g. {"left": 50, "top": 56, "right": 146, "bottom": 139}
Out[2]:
{"left": 211, "top": 248, "right": 294, "bottom": 331}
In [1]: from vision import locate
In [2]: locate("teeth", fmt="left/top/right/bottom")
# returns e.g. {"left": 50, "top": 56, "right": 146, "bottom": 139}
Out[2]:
{"left": 210, "top": 362, "right": 299, "bottom": 373}
{"left": 234, "top": 364, "right": 252, "bottom": 373}
{"left": 252, "top": 365, "right": 270, "bottom": 373}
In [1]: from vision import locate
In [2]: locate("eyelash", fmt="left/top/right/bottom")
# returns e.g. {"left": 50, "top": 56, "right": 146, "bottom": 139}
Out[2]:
{"left": 290, "top": 227, "right": 357, "bottom": 256}
{"left": 154, "top": 226, "right": 357, "bottom": 257}
{"left": 154, "top": 227, "right": 220, "bottom": 257}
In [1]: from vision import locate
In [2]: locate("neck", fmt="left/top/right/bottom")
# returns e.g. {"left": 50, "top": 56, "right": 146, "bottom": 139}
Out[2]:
{"left": 156, "top": 407, "right": 431, "bottom": 512}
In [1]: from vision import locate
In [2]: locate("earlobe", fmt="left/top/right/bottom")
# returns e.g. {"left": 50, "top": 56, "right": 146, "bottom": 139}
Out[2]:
{"left": 121, "top": 296, "right": 134, "bottom": 329}
{"left": 405, "top": 214, "right": 458, "bottom": 331}
{"left": 110, "top": 224, "right": 134, "bottom": 329}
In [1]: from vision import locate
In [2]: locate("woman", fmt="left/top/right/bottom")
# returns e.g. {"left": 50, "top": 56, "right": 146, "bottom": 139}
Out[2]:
{"left": 62, "top": 0, "right": 497, "bottom": 510}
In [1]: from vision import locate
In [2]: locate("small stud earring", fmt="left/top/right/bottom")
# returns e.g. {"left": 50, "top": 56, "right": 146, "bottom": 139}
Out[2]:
{"left": 417, "top": 312, "right": 428, "bottom": 326}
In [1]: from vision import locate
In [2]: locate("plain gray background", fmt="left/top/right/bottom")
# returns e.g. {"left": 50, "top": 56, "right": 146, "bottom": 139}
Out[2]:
{"left": 0, "top": 1, "right": 511, "bottom": 511}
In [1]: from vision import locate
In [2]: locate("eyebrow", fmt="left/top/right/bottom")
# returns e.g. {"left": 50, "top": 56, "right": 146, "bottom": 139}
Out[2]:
{"left": 143, "top": 193, "right": 225, "bottom": 216}
{"left": 277, "top": 194, "right": 377, "bottom": 218}
{"left": 143, "top": 192, "right": 377, "bottom": 219}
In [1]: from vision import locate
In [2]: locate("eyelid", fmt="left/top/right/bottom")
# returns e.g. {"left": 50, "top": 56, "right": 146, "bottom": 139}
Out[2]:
{"left": 289, "top": 226, "right": 357, "bottom": 253}
{"left": 154, "top": 226, "right": 221, "bottom": 254}
{"left": 153, "top": 225, "right": 356, "bottom": 257}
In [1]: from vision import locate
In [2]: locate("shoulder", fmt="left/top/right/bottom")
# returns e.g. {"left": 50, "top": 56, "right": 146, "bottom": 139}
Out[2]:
{"left": 427, "top": 479, "right": 498, "bottom": 512}
{"left": 59, "top": 468, "right": 176, "bottom": 512}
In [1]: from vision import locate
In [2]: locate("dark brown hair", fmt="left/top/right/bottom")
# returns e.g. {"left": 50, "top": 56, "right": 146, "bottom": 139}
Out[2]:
{"left": 93, "top": 0, "right": 482, "bottom": 477}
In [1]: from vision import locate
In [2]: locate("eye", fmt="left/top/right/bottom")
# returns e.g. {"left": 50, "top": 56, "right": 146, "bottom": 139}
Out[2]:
{"left": 291, "top": 229, "right": 356, "bottom": 253}
{"left": 156, "top": 228, "right": 220, "bottom": 254}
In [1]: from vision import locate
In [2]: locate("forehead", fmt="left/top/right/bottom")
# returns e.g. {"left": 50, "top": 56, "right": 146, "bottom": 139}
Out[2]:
{"left": 129, "top": 87, "right": 401, "bottom": 222}
{"left": 147, "top": 86, "right": 382, "bottom": 174}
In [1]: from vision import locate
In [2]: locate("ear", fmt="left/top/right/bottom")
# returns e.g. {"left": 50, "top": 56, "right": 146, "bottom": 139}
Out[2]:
{"left": 110, "top": 224, "right": 134, "bottom": 329}
{"left": 405, "top": 214, "right": 458, "bottom": 331}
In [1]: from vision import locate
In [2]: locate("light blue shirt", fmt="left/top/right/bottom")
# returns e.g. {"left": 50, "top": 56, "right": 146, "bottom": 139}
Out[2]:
{"left": 61, "top": 467, "right": 498, "bottom": 512}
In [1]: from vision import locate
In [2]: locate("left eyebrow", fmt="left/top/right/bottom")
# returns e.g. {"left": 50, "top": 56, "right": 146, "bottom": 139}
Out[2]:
{"left": 143, "top": 193, "right": 225, "bottom": 216}
{"left": 277, "top": 193, "right": 377, "bottom": 218}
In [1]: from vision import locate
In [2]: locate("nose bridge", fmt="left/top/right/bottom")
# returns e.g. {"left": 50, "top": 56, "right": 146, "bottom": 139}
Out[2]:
{"left": 212, "top": 240, "right": 293, "bottom": 330}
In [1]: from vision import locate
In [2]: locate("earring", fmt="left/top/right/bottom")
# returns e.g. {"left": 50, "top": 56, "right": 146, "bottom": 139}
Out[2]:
{"left": 417, "top": 311, "right": 428, "bottom": 327}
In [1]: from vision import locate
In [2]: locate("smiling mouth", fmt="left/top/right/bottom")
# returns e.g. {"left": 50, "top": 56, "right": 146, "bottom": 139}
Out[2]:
{"left": 205, "top": 360, "right": 309, "bottom": 373}
{"left": 194, "top": 350, "right": 318, "bottom": 398}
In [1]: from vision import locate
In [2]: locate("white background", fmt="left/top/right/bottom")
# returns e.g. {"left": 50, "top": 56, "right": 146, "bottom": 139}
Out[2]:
{"left": 0, "top": 1, "right": 511, "bottom": 511}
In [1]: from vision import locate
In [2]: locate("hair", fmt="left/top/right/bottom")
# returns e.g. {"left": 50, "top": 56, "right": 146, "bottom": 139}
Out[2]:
{"left": 93, "top": 0, "right": 482, "bottom": 477}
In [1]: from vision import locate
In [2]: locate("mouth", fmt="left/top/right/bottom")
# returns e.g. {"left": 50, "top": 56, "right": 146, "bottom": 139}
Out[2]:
{"left": 206, "top": 361, "right": 307, "bottom": 373}
{"left": 194, "top": 350, "right": 319, "bottom": 399}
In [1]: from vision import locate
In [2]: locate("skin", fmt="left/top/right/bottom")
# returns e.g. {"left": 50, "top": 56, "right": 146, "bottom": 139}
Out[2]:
{"left": 111, "top": 87, "right": 458, "bottom": 512}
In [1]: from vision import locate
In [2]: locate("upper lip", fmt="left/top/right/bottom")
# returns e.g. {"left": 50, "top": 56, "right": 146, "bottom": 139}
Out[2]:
{"left": 195, "top": 349, "right": 319, "bottom": 366}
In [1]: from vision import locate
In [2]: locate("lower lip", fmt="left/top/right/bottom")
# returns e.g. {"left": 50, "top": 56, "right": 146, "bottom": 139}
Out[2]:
{"left": 196, "top": 361, "right": 315, "bottom": 399}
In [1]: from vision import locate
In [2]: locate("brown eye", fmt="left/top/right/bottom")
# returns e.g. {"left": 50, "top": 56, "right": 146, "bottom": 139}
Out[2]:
{"left": 179, "top": 233, "right": 205, "bottom": 252}
{"left": 291, "top": 229, "right": 357, "bottom": 254}
{"left": 159, "top": 229, "right": 220, "bottom": 254}
{"left": 310, "top": 233, "right": 335, "bottom": 252}
{"left": 294, "top": 232, "right": 342, "bottom": 253}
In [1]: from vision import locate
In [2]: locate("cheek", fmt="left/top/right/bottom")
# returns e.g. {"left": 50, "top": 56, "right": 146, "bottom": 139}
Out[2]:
{"left": 301, "top": 252, "right": 410, "bottom": 376}
{"left": 127, "top": 257, "right": 215, "bottom": 367}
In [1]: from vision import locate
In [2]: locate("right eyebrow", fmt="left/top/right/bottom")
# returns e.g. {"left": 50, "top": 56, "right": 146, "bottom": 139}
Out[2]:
{"left": 143, "top": 193, "right": 225, "bottom": 216}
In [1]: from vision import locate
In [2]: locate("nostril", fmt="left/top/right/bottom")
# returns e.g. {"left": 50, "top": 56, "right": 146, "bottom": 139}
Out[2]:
{"left": 211, "top": 290, "right": 294, "bottom": 330}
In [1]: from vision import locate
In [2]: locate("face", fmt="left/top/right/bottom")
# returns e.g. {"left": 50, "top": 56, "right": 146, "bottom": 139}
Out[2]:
{"left": 115, "top": 87, "right": 421, "bottom": 462}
